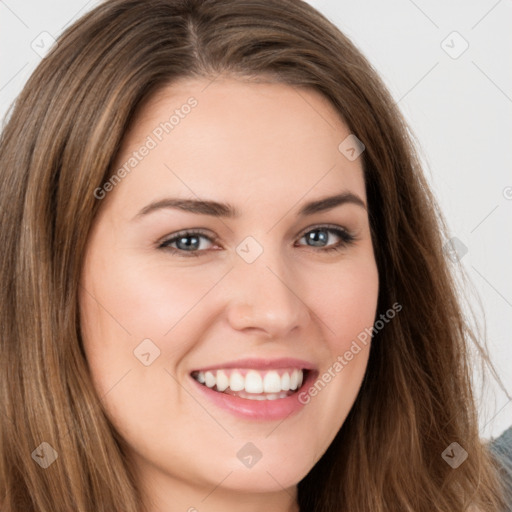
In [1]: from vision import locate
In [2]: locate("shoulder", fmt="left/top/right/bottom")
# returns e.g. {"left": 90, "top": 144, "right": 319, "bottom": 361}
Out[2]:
{"left": 487, "top": 426, "right": 512, "bottom": 512}
{"left": 488, "top": 426, "right": 512, "bottom": 473}
{"left": 489, "top": 426, "right": 512, "bottom": 458}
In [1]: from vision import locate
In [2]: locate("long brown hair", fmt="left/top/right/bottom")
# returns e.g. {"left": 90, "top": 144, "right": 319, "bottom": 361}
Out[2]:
{"left": 0, "top": 0, "right": 507, "bottom": 510}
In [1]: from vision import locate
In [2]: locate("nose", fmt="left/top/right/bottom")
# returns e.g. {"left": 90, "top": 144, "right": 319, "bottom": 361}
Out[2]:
{"left": 225, "top": 251, "right": 311, "bottom": 339}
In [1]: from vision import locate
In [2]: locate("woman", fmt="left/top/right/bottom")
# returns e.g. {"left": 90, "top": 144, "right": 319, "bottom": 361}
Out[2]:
{"left": 0, "top": 0, "right": 508, "bottom": 510}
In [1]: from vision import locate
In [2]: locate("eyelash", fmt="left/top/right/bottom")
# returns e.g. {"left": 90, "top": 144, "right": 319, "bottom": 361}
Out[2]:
{"left": 157, "top": 224, "right": 356, "bottom": 257}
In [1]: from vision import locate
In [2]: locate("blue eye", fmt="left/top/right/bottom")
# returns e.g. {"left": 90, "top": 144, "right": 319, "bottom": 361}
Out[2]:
{"left": 296, "top": 226, "right": 355, "bottom": 252}
{"left": 158, "top": 225, "right": 355, "bottom": 257}
{"left": 158, "top": 230, "right": 215, "bottom": 256}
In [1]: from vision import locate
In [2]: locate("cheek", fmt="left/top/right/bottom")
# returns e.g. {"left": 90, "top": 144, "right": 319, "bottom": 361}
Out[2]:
{"left": 80, "top": 250, "right": 220, "bottom": 351}
{"left": 308, "top": 253, "right": 379, "bottom": 348}
{"left": 78, "top": 257, "right": 205, "bottom": 443}
{"left": 298, "top": 253, "right": 378, "bottom": 420}
{"left": 90, "top": 260, "right": 219, "bottom": 337}
{"left": 77, "top": 256, "right": 182, "bottom": 395}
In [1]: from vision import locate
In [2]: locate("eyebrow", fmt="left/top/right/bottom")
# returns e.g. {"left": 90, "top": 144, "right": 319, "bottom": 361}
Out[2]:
{"left": 133, "top": 191, "right": 367, "bottom": 220}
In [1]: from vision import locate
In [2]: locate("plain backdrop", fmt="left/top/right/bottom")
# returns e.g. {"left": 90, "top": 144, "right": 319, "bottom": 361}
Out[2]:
{"left": 0, "top": 0, "right": 511, "bottom": 440}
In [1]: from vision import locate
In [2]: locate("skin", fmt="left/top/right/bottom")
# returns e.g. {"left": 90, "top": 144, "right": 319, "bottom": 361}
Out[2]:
{"left": 79, "top": 76, "right": 379, "bottom": 512}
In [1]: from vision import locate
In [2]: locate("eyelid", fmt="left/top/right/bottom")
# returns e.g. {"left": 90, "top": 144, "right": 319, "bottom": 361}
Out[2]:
{"left": 158, "top": 227, "right": 213, "bottom": 243}
{"left": 157, "top": 228, "right": 217, "bottom": 251}
{"left": 297, "top": 223, "right": 350, "bottom": 239}
{"left": 295, "top": 223, "right": 357, "bottom": 250}
{"left": 157, "top": 224, "right": 356, "bottom": 255}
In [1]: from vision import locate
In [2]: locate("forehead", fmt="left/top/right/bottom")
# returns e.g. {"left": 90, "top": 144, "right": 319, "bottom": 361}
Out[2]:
{"left": 106, "top": 76, "right": 366, "bottom": 217}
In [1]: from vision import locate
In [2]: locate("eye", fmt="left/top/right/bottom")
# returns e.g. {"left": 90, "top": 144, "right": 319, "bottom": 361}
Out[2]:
{"left": 157, "top": 225, "right": 356, "bottom": 257}
{"left": 158, "top": 229, "right": 216, "bottom": 257}
{"left": 296, "top": 225, "right": 356, "bottom": 253}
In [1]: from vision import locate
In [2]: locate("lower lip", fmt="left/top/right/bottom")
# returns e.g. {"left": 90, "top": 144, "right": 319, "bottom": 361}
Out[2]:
{"left": 191, "top": 371, "right": 317, "bottom": 421}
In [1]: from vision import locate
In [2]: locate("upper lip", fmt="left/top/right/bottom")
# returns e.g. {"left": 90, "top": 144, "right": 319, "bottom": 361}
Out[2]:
{"left": 190, "top": 357, "right": 316, "bottom": 373}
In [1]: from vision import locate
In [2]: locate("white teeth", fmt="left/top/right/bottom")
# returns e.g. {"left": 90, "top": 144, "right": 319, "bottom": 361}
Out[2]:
{"left": 290, "top": 369, "right": 299, "bottom": 390}
{"left": 216, "top": 370, "right": 229, "bottom": 392}
{"left": 281, "top": 372, "right": 290, "bottom": 391}
{"left": 297, "top": 370, "right": 303, "bottom": 388}
{"left": 263, "top": 371, "right": 282, "bottom": 393}
{"left": 193, "top": 368, "right": 305, "bottom": 395}
{"left": 245, "top": 370, "right": 263, "bottom": 393}
{"left": 239, "top": 391, "right": 289, "bottom": 400}
{"left": 204, "top": 371, "right": 216, "bottom": 388}
{"left": 229, "top": 371, "right": 245, "bottom": 392}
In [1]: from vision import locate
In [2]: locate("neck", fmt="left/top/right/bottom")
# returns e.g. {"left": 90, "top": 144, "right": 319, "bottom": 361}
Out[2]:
{"left": 137, "top": 465, "right": 300, "bottom": 512}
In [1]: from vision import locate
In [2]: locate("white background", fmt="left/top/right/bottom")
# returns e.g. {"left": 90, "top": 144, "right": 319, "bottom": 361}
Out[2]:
{"left": 1, "top": 0, "right": 510, "bottom": 440}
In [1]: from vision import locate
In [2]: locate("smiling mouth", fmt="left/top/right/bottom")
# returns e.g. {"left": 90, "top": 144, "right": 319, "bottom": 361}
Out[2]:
{"left": 191, "top": 368, "right": 309, "bottom": 401}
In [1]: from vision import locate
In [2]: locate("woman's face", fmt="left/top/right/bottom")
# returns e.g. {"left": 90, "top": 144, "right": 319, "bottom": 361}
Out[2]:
{"left": 79, "top": 77, "right": 379, "bottom": 508}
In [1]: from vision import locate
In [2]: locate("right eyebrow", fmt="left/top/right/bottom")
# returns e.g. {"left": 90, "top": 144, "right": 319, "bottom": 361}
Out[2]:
{"left": 134, "top": 197, "right": 240, "bottom": 220}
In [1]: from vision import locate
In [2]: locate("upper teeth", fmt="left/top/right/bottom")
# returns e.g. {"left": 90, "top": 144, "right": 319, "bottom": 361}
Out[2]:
{"left": 194, "top": 368, "right": 304, "bottom": 394}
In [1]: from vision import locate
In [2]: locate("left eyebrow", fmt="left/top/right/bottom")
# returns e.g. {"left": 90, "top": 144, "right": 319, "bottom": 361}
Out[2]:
{"left": 132, "top": 191, "right": 367, "bottom": 221}
{"left": 297, "top": 192, "right": 367, "bottom": 215}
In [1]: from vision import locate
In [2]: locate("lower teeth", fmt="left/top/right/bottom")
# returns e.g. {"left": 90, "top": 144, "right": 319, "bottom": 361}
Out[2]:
{"left": 216, "top": 388, "right": 291, "bottom": 400}
{"left": 237, "top": 391, "right": 289, "bottom": 400}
